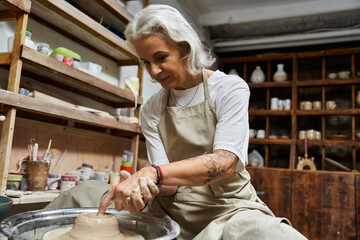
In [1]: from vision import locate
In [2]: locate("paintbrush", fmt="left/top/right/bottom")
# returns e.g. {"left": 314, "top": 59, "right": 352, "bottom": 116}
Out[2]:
{"left": 33, "top": 143, "right": 38, "bottom": 161}
{"left": 49, "top": 148, "right": 61, "bottom": 162}
{"left": 43, "top": 139, "right": 52, "bottom": 162}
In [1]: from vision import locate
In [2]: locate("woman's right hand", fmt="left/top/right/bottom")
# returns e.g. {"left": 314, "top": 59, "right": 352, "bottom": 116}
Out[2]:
{"left": 98, "top": 169, "right": 159, "bottom": 214}
{"left": 138, "top": 175, "right": 160, "bottom": 204}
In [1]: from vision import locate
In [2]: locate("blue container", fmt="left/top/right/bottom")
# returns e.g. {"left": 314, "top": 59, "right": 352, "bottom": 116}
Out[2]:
{"left": 0, "top": 196, "right": 13, "bottom": 222}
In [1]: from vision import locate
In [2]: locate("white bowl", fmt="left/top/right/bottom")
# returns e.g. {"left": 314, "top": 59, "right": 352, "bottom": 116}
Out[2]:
{"left": 338, "top": 71, "right": 350, "bottom": 79}
{"left": 328, "top": 73, "right": 337, "bottom": 79}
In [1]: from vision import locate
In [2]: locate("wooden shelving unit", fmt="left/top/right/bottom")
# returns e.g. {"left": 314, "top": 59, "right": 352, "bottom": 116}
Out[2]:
{"left": 0, "top": 0, "right": 144, "bottom": 195}
{"left": 220, "top": 47, "right": 360, "bottom": 171}
{"left": 20, "top": 46, "right": 142, "bottom": 107}
{"left": 0, "top": 89, "right": 140, "bottom": 133}
{"left": 30, "top": 0, "right": 137, "bottom": 63}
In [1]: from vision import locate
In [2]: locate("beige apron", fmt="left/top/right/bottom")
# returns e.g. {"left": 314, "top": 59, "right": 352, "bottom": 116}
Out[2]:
{"left": 145, "top": 69, "right": 276, "bottom": 239}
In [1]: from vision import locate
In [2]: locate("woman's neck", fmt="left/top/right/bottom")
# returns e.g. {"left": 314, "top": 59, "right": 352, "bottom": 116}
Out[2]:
{"left": 174, "top": 70, "right": 206, "bottom": 90}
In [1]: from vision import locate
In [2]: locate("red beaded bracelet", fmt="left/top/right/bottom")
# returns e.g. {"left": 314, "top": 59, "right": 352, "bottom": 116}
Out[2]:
{"left": 151, "top": 164, "right": 163, "bottom": 187}
{"left": 157, "top": 165, "right": 163, "bottom": 184}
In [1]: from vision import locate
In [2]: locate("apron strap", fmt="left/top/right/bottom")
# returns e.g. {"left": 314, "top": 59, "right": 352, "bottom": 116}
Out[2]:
{"left": 202, "top": 68, "right": 210, "bottom": 101}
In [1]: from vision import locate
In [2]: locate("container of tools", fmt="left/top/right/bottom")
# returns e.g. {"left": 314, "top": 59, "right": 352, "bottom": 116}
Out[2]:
{"left": 27, "top": 161, "right": 50, "bottom": 191}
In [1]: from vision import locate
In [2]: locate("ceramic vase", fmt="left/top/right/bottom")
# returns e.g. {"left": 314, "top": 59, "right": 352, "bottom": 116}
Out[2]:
{"left": 273, "top": 64, "right": 287, "bottom": 82}
{"left": 250, "top": 66, "right": 265, "bottom": 83}
{"left": 357, "top": 90, "right": 360, "bottom": 106}
{"left": 228, "top": 69, "right": 239, "bottom": 75}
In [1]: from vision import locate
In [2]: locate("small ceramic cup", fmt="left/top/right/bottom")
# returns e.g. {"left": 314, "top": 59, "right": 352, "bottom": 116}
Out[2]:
{"left": 299, "top": 130, "right": 306, "bottom": 140}
{"left": 37, "top": 42, "right": 50, "bottom": 55}
{"left": 271, "top": 98, "right": 279, "bottom": 110}
{"left": 249, "top": 129, "right": 257, "bottom": 138}
{"left": 326, "top": 100, "right": 336, "bottom": 110}
{"left": 278, "top": 100, "right": 284, "bottom": 110}
{"left": 269, "top": 133, "right": 278, "bottom": 139}
{"left": 256, "top": 129, "right": 265, "bottom": 139}
{"left": 72, "top": 60, "right": 80, "bottom": 68}
{"left": 338, "top": 71, "right": 350, "bottom": 79}
{"left": 328, "top": 73, "right": 337, "bottom": 79}
{"left": 307, "top": 129, "right": 316, "bottom": 140}
{"left": 312, "top": 101, "right": 321, "bottom": 110}
{"left": 300, "top": 101, "right": 312, "bottom": 110}
{"left": 284, "top": 99, "right": 291, "bottom": 110}
{"left": 315, "top": 131, "right": 321, "bottom": 140}
{"left": 63, "top": 57, "right": 73, "bottom": 66}
{"left": 304, "top": 101, "right": 312, "bottom": 110}
{"left": 53, "top": 54, "right": 64, "bottom": 62}
{"left": 280, "top": 133, "right": 289, "bottom": 139}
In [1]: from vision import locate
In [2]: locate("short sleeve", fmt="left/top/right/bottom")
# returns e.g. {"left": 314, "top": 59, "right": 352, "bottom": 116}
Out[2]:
{"left": 140, "top": 91, "right": 170, "bottom": 165}
{"left": 212, "top": 76, "right": 250, "bottom": 171}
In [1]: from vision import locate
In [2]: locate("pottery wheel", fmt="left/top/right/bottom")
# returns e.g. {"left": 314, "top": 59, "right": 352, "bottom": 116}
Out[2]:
{"left": 43, "top": 212, "right": 144, "bottom": 240}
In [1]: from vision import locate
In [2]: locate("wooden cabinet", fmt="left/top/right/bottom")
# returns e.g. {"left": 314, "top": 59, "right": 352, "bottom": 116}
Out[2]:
{"left": 220, "top": 47, "right": 360, "bottom": 171}
{"left": 248, "top": 167, "right": 359, "bottom": 240}
{"left": 0, "top": 0, "right": 144, "bottom": 195}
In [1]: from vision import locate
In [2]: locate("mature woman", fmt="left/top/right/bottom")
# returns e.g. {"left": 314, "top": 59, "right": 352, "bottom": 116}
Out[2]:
{"left": 98, "top": 4, "right": 307, "bottom": 240}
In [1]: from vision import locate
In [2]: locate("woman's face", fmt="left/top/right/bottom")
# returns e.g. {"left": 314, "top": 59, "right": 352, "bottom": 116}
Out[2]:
{"left": 133, "top": 34, "right": 192, "bottom": 90}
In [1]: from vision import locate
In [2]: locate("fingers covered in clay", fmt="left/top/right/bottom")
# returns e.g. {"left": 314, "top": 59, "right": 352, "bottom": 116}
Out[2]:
{"left": 138, "top": 177, "right": 159, "bottom": 203}
{"left": 120, "top": 170, "right": 131, "bottom": 180}
{"left": 99, "top": 167, "right": 160, "bottom": 214}
{"left": 98, "top": 186, "right": 116, "bottom": 214}
{"left": 98, "top": 171, "right": 132, "bottom": 214}
{"left": 130, "top": 185, "right": 145, "bottom": 213}
{"left": 146, "top": 177, "right": 160, "bottom": 196}
{"left": 126, "top": 177, "right": 159, "bottom": 213}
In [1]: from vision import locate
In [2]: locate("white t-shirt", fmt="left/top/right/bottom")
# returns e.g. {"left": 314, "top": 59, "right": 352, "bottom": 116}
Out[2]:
{"left": 141, "top": 70, "right": 250, "bottom": 170}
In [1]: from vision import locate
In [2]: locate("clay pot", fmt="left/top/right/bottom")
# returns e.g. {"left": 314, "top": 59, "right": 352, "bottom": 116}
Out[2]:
{"left": 273, "top": 64, "right": 287, "bottom": 82}
{"left": 250, "top": 66, "right": 265, "bottom": 83}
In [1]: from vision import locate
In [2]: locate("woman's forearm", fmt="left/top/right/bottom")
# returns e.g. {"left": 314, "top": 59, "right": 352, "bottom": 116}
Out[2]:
{"left": 160, "top": 149, "right": 238, "bottom": 186}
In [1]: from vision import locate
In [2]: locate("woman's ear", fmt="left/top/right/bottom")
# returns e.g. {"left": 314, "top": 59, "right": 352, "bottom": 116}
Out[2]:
{"left": 179, "top": 42, "right": 190, "bottom": 58}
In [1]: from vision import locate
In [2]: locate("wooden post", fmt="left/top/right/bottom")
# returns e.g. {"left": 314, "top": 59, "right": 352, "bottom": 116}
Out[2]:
{"left": 0, "top": 12, "right": 28, "bottom": 194}
{"left": 131, "top": 65, "right": 143, "bottom": 172}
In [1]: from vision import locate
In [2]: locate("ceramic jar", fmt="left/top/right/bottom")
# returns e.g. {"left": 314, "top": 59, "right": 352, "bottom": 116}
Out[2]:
{"left": 250, "top": 66, "right": 265, "bottom": 83}
{"left": 228, "top": 69, "right": 239, "bottom": 75}
{"left": 357, "top": 90, "right": 360, "bottom": 106}
{"left": 273, "top": 64, "right": 287, "bottom": 82}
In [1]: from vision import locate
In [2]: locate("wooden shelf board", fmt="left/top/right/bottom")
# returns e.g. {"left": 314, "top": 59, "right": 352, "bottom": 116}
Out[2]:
{"left": 249, "top": 138, "right": 292, "bottom": 145}
{"left": 72, "top": 0, "right": 133, "bottom": 24}
{"left": 10, "top": 191, "right": 60, "bottom": 205}
{"left": 297, "top": 78, "right": 360, "bottom": 86}
{"left": 296, "top": 47, "right": 360, "bottom": 58}
{"left": 0, "top": 9, "right": 17, "bottom": 20}
{"left": 0, "top": 89, "right": 140, "bottom": 133}
{"left": 249, "top": 109, "right": 292, "bottom": 116}
{"left": 0, "top": 0, "right": 31, "bottom": 13}
{"left": 20, "top": 46, "right": 142, "bottom": 107}
{"left": 30, "top": 0, "right": 137, "bottom": 62}
{"left": 296, "top": 139, "right": 360, "bottom": 146}
{"left": 248, "top": 81, "right": 293, "bottom": 88}
{"left": 0, "top": 53, "right": 11, "bottom": 65}
{"left": 221, "top": 53, "right": 294, "bottom": 63}
{"left": 296, "top": 109, "right": 360, "bottom": 115}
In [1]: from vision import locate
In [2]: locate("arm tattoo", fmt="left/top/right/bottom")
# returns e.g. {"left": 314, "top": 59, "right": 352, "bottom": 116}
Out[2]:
{"left": 201, "top": 150, "right": 234, "bottom": 184}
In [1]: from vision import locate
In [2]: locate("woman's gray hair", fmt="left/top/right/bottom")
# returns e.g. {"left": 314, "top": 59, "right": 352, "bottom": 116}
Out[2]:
{"left": 124, "top": 4, "right": 215, "bottom": 75}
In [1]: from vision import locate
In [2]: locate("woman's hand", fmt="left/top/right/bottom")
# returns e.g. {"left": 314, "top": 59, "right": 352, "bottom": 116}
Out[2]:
{"left": 138, "top": 175, "right": 160, "bottom": 203}
{"left": 98, "top": 168, "right": 159, "bottom": 214}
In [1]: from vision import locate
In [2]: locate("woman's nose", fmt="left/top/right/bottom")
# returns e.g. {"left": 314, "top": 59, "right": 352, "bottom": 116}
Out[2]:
{"left": 149, "top": 63, "right": 162, "bottom": 75}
